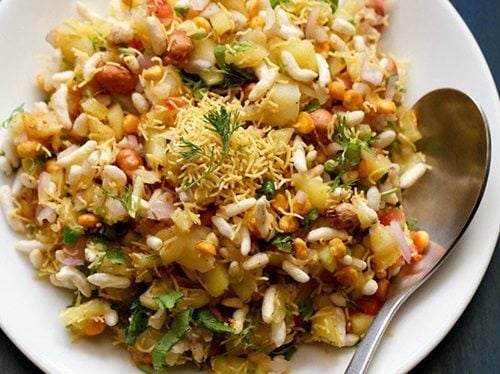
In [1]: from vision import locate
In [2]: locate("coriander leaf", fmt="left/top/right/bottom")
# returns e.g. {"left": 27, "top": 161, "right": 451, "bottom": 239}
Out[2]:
{"left": 303, "top": 208, "right": 319, "bottom": 229}
{"left": 191, "top": 31, "right": 208, "bottom": 40}
{"left": 256, "top": 179, "right": 276, "bottom": 200}
{"left": 136, "top": 363, "right": 155, "bottom": 374}
{"left": 155, "top": 290, "right": 183, "bottom": 311}
{"left": 406, "top": 217, "right": 418, "bottom": 231}
{"left": 105, "top": 246, "right": 125, "bottom": 265}
{"left": 299, "top": 298, "right": 314, "bottom": 321}
{"left": 271, "top": 233, "right": 294, "bottom": 253}
{"left": 63, "top": 227, "right": 82, "bottom": 245}
{"left": 2, "top": 103, "right": 24, "bottom": 129}
{"left": 282, "top": 345, "right": 298, "bottom": 361}
{"left": 213, "top": 44, "right": 257, "bottom": 88}
{"left": 125, "top": 300, "right": 149, "bottom": 345}
{"left": 226, "top": 40, "right": 255, "bottom": 54}
{"left": 321, "top": 0, "right": 339, "bottom": 13}
{"left": 304, "top": 100, "right": 321, "bottom": 113}
{"left": 152, "top": 308, "right": 193, "bottom": 371}
{"left": 193, "top": 308, "right": 233, "bottom": 333}
{"left": 102, "top": 186, "right": 139, "bottom": 218}
{"left": 179, "top": 137, "right": 204, "bottom": 160}
{"left": 174, "top": 5, "right": 189, "bottom": 16}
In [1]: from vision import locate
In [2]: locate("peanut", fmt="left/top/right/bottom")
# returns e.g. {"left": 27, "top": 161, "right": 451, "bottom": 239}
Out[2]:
{"left": 116, "top": 148, "right": 143, "bottom": 175}
{"left": 309, "top": 109, "right": 333, "bottom": 144}
{"left": 78, "top": 213, "right": 100, "bottom": 228}
{"left": 95, "top": 64, "right": 137, "bottom": 95}
{"left": 166, "top": 30, "right": 194, "bottom": 64}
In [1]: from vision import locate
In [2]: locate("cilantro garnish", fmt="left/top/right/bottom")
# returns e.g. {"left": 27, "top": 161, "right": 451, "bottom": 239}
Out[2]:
{"left": 125, "top": 299, "right": 149, "bottom": 345}
{"left": 102, "top": 186, "right": 139, "bottom": 218}
{"left": 193, "top": 308, "right": 233, "bottom": 334}
{"left": 302, "top": 208, "right": 319, "bottom": 229}
{"left": 174, "top": 5, "right": 189, "bottom": 16}
{"left": 271, "top": 233, "right": 294, "bottom": 253}
{"left": 298, "top": 298, "right": 314, "bottom": 321}
{"left": 105, "top": 246, "right": 126, "bottom": 265}
{"left": 63, "top": 227, "right": 82, "bottom": 245}
{"left": 152, "top": 308, "right": 193, "bottom": 371}
{"left": 304, "top": 100, "right": 321, "bottom": 113}
{"left": 155, "top": 290, "right": 183, "bottom": 311}
{"left": 213, "top": 43, "right": 257, "bottom": 88}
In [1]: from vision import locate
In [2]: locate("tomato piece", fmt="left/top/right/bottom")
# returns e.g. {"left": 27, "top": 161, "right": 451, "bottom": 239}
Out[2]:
{"left": 356, "top": 297, "right": 383, "bottom": 315}
{"left": 146, "top": 0, "right": 173, "bottom": 22}
{"left": 378, "top": 207, "right": 405, "bottom": 226}
{"left": 129, "top": 38, "right": 145, "bottom": 52}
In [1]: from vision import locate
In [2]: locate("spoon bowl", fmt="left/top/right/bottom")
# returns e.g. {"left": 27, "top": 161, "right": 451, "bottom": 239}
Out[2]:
{"left": 346, "top": 88, "right": 491, "bottom": 374}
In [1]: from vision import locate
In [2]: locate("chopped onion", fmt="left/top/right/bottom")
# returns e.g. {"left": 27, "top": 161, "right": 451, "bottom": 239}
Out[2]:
{"left": 389, "top": 220, "right": 412, "bottom": 263}
{"left": 305, "top": 7, "right": 328, "bottom": 42}
{"left": 189, "top": 0, "right": 209, "bottom": 11}
{"left": 361, "top": 63, "right": 384, "bottom": 86}
{"left": 186, "top": 58, "right": 212, "bottom": 72}
{"left": 385, "top": 74, "right": 397, "bottom": 100}
{"left": 200, "top": 3, "right": 219, "bottom": 18}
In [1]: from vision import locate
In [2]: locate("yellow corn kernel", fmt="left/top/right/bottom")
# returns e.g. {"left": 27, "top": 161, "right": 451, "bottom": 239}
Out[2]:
{"left": 272, "top": 192, "right": 289, "bottom": 213}
{"left": 343, "top": 89, "right": 364, "bottom": 110}
{"left": 335, "top": 266, "right": 359, "bottom": 288}
{"left": 329, "top": 238, "right": 346, "bottom": 258}
{"left": 195, "top": 240, "right": 217, "bottom": 256}
{"left": 410, "top": 230, "right": 429, "bottom": 252}
{"left": 192, "top": 16, "right": 211, "bottom": 32}
{"left": 328, "top": 81, "right": 346, "bottom": 101}
{"left": 77, "top": 213, "right": 100, "bottom": 228}
{"left": 294, "top": 112, "right": 315, "bottom": 135}
{"left": 142, "top": 65, "right": 164, "bottom": 82}
{"left": 123, "top": 114, "right": 140, "bottom": 134}
{"left": 249, "top": 16, "right": 265, "bottom": 29}
{"left": 376, "top": 98, "right": 397, "bottom": 114}
{"left": 16, "top": 140, "right": 43, "bottom": 158}
{"left": 292, "top": 197, "right": 312, "bottom": 216}
{"left": 293, "top": 238, "right": 308, "bottom": 260}
{"left": 279, "top": 215, "right": 300, "bottom": 233}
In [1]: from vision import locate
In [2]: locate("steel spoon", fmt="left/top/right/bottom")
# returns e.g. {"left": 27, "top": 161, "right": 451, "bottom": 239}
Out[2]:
{"left": 345, "top": 88, "right": 491, "bottom": 374}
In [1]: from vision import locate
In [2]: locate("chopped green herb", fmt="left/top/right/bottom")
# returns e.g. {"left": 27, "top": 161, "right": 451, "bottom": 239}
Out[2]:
{"left": 191, "top": 31, "right": 209, "bottom": 40}
{"left": 271, "top": 233, "right": 294, "bottom": 253}
{"left": 304, "top": 99, "right": 321, "bottom": 113}
{"left": 282, "top": 345, "right": 298, "bottom": 361}
{"left": 125, "top": 300, "right": 149, "bottom": 345}
{"left": 136, "top": 363, "right": 155, "bottom": 374}
{"left": 105, "top": 246, "right": 126, "bottom": 265}
{"left": 226, "top": 40, "right": 256, "bottom": 54}
{"left": 406, "top": 217, "right": 418, "bottom": 231}
{"left": 213, "top": 44, "right": 257, "bottom": 88}
{"left": 256, "top": 179, "right": 276, "bottom": 200}
{"left": 328, "top": 173, "right": 358, "bottom": 191}
{"left": 155, "top": 290, "right": 183, "bottom": 311}
{"left": 2, "top": 103, "right": 24, "bottom": 129}
{"left": 63, "top": 227, "right": 81, "bottom": 245}
{"left": 193, "top": 308, "right": 233, "bottom": 334}
{"left": 299, "top": 298, "right": 314, "bottom": 321}
{"left": 204, "top": 107, "right": 242, "bottom": 154}
{"left": 103, "top": 186, "right": 139, "bottom": 218}
{"left": 380, "top": 187, "right": 398, "bottom": 196}
{"left": 179, "top": 137, "right": 204, "bottom": 160}
{"left": 118, "top": 47, "right": 140, "bottom": 56}
{"left": 100, "top": 222, "right": 129, "bottom": 241}
{"left": 174, "top": 5, "right": 189, "bottom": 16}
{"left": 322, "top": 0, "right": 339, "bottom": 13}
{"left": 180, "top": 71, "right": 208, "bottom": 100}
{"left": 152, "top": 308, "right": 193, "bottom": 371}
{"left": 270, "top": 0, "right": 290, "bottom": 8}
{"left": 303, "top": 208, "right": 319, "bottom": 229}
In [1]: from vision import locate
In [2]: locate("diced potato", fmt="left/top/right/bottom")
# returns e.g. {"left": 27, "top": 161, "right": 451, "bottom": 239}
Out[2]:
{"left": 170, "top": 226, "right": 216, "bottom": 273}
{"left": 310, "top": 306, "right": 346, "bottom": 347}
{"left": 292, "top": 174, "right": 331, "bottom": 210}
{"left": 225, "top": 44, "right": 268, "bottom": 68}
{"left": 60, "top": 299, "right": 110, "bottom": 328}
{"left": 81, "top": 98, "right": 109, "bottom": 120}
{"left": 23, "top": 112, "right": 61, "bottom": 140}
{"left": 349, "top": 312, "right": 374, "bottom": 336}
{"left": 88, "top": 117, "right": 115, "bottom": 142}
{"left": 398, "top": 107, "right": 422, "bottom": 143}
{"left": 135, "top": 328, "right": 163, "bottom": 352}
{"left": 358, "top": 150, "right": 392, "bottom": 184}
{"left": 210, "top": 9, "right": 235, "bottom": 36}
{"left": 190, "top": 38, "right": 224, "bottom": 86}
{"left": 231, "top": 272, "right": 257, "bottom": 301}
{"left": 317, "top": 246, "right": 337, "bottom": 272}
{"left": 211, "top": 356, "right": 250, "bottom": 374}
{"left": 107, "top": 102, "right": 124, "bottom": 140}
{"left": 144, "top": 135, "right": 167, "bottom": 167}
{"left": 369, "top": 224, "right": 401, "bottom": 270}
{"left": 263, "top": 82, "right": 301, "bottom": 126}
{"left": 201, "top": 262, "right": 230, "bottom": 297}
{"left": 56, "top": 34, "right": 95, "bottom": 63}
{"left": 139, "top": 279, "right": 174, "bottom": 310}
{"left": 218, "top": 0, "right": 248, "bottom": 14}
{"left": 270, "top": 38, "right": 318, "bottom": 72}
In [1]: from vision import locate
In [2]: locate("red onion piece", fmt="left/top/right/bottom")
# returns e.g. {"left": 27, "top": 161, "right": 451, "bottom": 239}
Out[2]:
{"left": 305, "top": 7, "right": 328, "bottom": 42}
{"left": 361, "top": 63, "right": 384, "bottom": 86}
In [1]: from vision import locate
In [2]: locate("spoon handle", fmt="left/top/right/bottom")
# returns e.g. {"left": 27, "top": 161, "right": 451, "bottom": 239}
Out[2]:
{"left": 345, "top": 292, "right": 410, "bottom": 374}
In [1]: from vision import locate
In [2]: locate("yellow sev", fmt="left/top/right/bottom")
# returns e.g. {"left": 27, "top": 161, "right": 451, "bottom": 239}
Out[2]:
{"left": 163, "top": 94, "right": 294, "bottom": 208}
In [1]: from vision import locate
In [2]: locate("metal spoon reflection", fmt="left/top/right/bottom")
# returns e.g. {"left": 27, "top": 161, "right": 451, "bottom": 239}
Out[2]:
{"left": 345, "top": 88, "right": 491, "bottom": 374}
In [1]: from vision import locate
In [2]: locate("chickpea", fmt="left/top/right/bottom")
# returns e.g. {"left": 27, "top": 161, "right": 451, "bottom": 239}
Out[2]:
{"left": 410, "top": 230, "right": 430, "bottom": 253}
{"left": 343, "top": 90, "right": 364, "bottom": 111}
{"left": 309, "top": 109, "right": 333, "bottom": 143}
{"left": 116, "top": 148, "right": 143, "bottom": 175}
{"left": 335, "top": 266, "right": 359, "bottom": 288}
{"left": 272, "top": 192, "right": 289, "bottom": 213}
{"left": 279, "top": 215, "right": 299, "bottom": 233}
{"left": 293, "top": 238, "right": 309, "bottom": 260}
{"left": 328, "top": 81, "right": 346, "bottom": 101}
{"left": 142, "top": 65, "right": 164, "bottom": 82}
{"left": 122, "top": 114, "right": 140, "bottom": 134}
{"left": 329, "top": 238, "right": 346, "bottom": 258}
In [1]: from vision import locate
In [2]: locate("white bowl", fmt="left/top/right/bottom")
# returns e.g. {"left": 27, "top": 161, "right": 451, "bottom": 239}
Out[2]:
{"left": 0, "top": 1, "right": 498, "bottom": 373}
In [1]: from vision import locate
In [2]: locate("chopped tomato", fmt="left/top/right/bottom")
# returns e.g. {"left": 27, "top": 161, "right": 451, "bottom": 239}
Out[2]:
{"left": 356, "top": 297, "right": 383, "bottom": 315}
{"left": 129, "top": 38, "right": 145, "bottom": 52}
{"left": 164, "top": 97, "right": 189, "bottom": 111}
{"left": 378, "top": 207, "right": 405, "bottom": 226}
{"left": 146, "top": 0, "right": 173, "bottom": 22}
